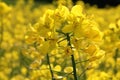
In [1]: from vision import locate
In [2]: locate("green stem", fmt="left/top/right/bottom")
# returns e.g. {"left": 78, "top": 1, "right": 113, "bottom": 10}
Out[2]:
{"left": 71, "top": 54, "right": 78, "bottom": 80}
{"left": 46, "top": 54, "right": 55, "bottom": 80}
{"left": 66, "top": 33, "right": 78, "bottom": 80}
{"left": 66, "top": 33, "right": 71, "bottom": 46}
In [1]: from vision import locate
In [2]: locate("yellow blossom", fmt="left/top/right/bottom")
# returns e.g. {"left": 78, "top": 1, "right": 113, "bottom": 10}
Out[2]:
{"left": 54, "top": 5, "right": 69, "bottom": 21}
{"left": 53, "top": 65, "right": 61, "bottom": 72}
{"left": 71, "top": 5, "right": 84, "bottom": 17}
{"left": 84, "top": 44, "right": 97, "bottom": 56}
{"left": 64, "top": 67, "right": 73, "bottom": 73}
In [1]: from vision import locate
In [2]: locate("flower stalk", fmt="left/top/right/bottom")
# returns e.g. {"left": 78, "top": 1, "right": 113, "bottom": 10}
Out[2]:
{"left": 66, "top": 33, "right": 78, "bottom": 80}
{"left": 71, "top": 54, "right": 78, "bottom": 80}
{"left": 47, "top": 54, "right": 55, "bottom": 80}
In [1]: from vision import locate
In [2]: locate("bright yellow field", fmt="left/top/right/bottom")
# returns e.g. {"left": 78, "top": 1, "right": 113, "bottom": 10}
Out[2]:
{"left": 0, "top": 0, "right": 120, "bottom": 80}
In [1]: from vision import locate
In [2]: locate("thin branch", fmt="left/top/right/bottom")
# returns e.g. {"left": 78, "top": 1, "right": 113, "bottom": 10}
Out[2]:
{"left": 47, "top": 54, "right": 55, "bottom": 80}
{"left": 71, "top": 55, "right": 78, "bottom": 80}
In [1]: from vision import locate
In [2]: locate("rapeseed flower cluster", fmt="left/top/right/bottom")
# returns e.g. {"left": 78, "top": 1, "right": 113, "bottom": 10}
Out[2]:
{"left": 25, "top": 1, "right": 104, "bottom": 80}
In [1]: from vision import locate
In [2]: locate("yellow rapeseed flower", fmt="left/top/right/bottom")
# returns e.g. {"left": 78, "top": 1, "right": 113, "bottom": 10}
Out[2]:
{"left": 53, "top": 65, "right": 61, "bottom": 72}
{"left": 71, "top": 5, "right": 84, "bottom": 17}
{"left": 64, "top": 66, "right": 73, "bottom": 73}
{"left": 54, "top": 5, "right": 69, "bottom": 21}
